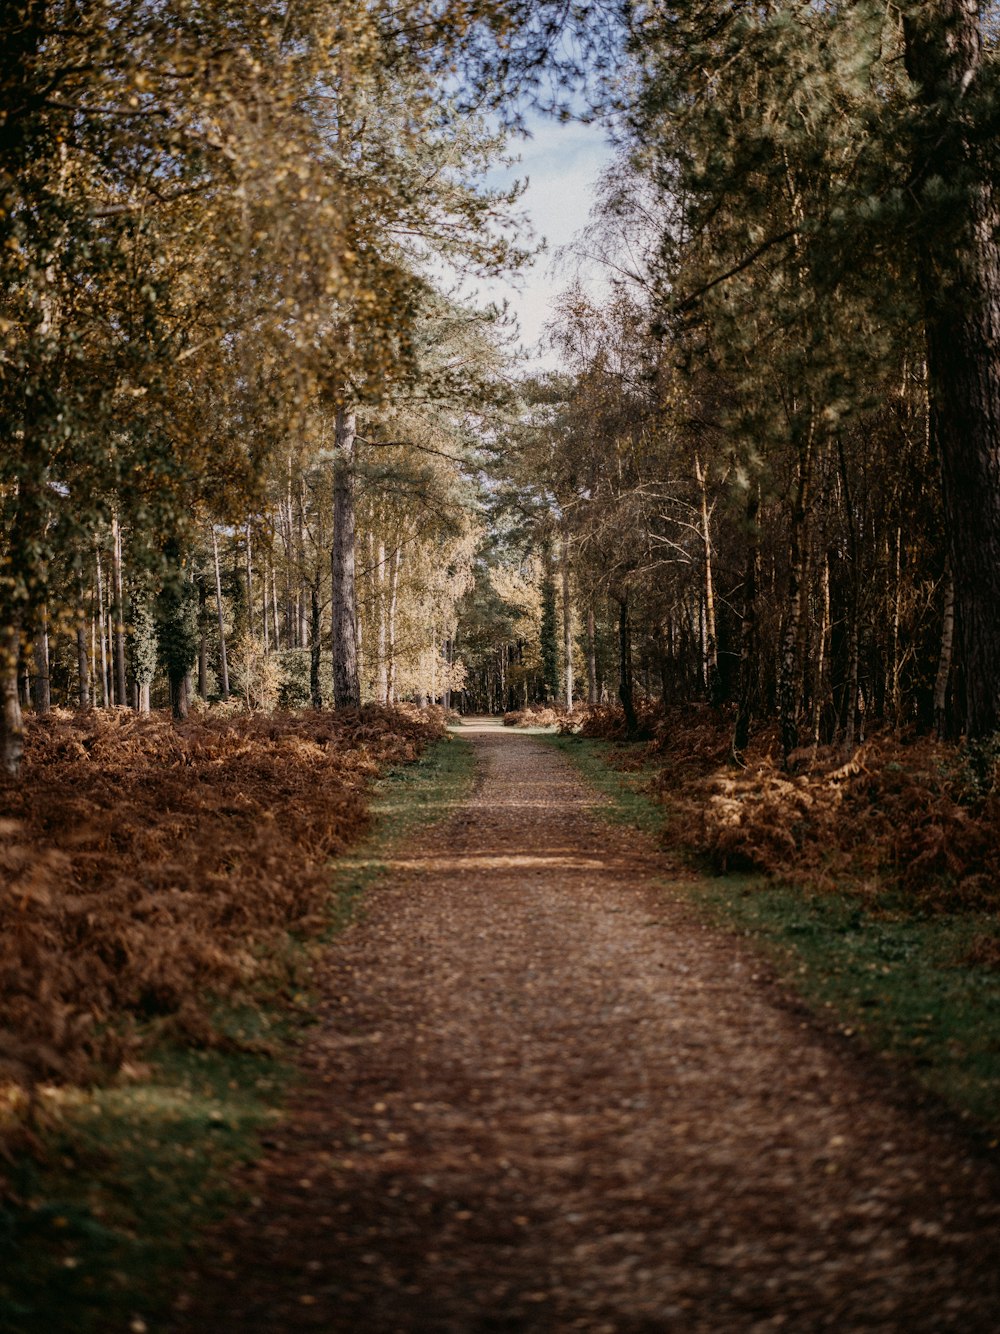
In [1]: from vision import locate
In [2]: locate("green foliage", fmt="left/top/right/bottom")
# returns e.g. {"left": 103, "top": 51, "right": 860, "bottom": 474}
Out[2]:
{"left": 0, "top": 0, "right": 532, "bottom": 746}
{"left": 154, "top": 571, "right": 198, "bottom": 690}
{"left": 125, "top": 584, "right": 158, "bottom": 689}
{"left": 274, "top": 649, "right": 317, "bottom": 711}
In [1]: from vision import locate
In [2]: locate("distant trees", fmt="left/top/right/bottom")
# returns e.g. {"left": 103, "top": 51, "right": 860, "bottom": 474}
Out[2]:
{"left": 0, "top": 0, "right": 525, "bottom": 771}
{"left": 7, "top": 0, "right": 1000, "bottom": 754}
{"left": 615, "top": 1, "right": 1000, "bottom": 743}
{"left": 460, "top": 1, "right": 994, "bottom": 749}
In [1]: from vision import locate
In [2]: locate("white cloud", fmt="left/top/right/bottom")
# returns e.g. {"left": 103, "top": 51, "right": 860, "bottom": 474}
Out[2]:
{"left": 480, "top": 115, "right": 614, "bottom": 371}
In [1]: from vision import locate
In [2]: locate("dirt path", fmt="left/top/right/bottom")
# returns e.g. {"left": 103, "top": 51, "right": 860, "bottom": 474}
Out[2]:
{"left": 173, "top": 722, "right": 1000, "bottom": 1332}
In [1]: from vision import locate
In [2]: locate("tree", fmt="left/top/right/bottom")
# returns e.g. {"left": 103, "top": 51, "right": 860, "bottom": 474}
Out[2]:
{"left": 902, "top": 3, "right": 1000, "bottom": 734}
{"left": 617, "top": 1, "right": 1000, "bottom": 738}
{"left": 155, "top": 557, "right": 198, "bottom": 720}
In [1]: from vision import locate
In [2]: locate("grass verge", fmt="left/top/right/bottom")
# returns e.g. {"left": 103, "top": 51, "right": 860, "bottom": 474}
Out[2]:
{"left": 326, "top": 729, "right": 476, "bottom": 931}
{"left": 0, "top": 731, "right": 476, "bottom": 1334}
{"left": 550, "top": 733, "right": 1000, "bottom": 1140}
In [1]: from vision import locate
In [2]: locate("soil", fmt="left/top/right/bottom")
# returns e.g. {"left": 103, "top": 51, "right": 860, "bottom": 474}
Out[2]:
{"left": 171, "top": 721, "right": 1000, "bottom": 1332}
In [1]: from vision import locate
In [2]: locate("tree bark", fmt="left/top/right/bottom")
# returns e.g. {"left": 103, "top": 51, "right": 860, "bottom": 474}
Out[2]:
{"left": 694, "top": 454, "right": 719, "bottom": 702}
{"left": 96, "top": 547, "right": 110, "bottom": 707}
{"left": 245, "top": 522, "right": 255, "bottom": 639}
{"left": 376, "top": 537, "right": 388, "bottom": 705}
{"left": 267, "top": 565, "right": 278, "bottom": 651}
{"left": 76, "top": 571, "right": 91, "bottom": 709}
{"left": 211, "top": 526, "right": 230, "bottom": 699}
{"left": 32, "top": 606, "right": 50, "bottom": 714}
{"left": 262, "top": 556, "right": 271, "bottom": 652}
{"left": 561, "top": 528, "right": 574, "bottom": 712}
{"left": 731, "top": 483, "right": 760, "bottom": 763}
{"left": 0, "top": 626, "right": 23, "bottom": 776}
{"left": 171, "top": 673, "right": 189, "bottom": 721}
{"left": 387, "top": 545, "right": 401, "bottom": 704}
{"left": 310, "top": 582, "right": 323, "bottom": 709}
{"left": 197, "top": 574, "right": 208, "bottom": 700}
{"left": 331, "top": 405, "right": 361, "bottom": 709}
{"left": 586, "top": 606, "right": 598, "bottom": 706}
{"left": 904, "top": 4, "right": 1000, "bottom": 736}
{"left": 779, "top": 437, "right": 813, "bottom": 764}
{"left": 812, "top": 549, "right": 831, "bottom": 749}
{"left": 111, "top": 513, "right": 127, "bottom": 707}
{"left": 934, "top": 562, "right": 956, "bottom": 738}
{"left": 618, "top": 594, "right": 638, "bottom": 736}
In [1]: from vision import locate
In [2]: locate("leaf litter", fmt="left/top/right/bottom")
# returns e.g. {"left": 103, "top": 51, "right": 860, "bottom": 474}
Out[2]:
{"left": 0, "top": 705, "right": 444, "bottom": 1108}
{"left": 172, "top": 723, "right": 1000, "bottom": 1332}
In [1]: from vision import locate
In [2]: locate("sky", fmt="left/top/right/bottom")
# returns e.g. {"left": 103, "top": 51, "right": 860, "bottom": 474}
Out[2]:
{"left": 477, "top": 114, "right": 615, "bottom": 373}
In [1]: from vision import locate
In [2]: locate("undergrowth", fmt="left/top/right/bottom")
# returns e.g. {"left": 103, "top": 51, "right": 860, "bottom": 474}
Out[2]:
{"left": 551, "top": 720, "right": 1000, "bottom": 1138}
{"left": 502, "top": 704, "right": 568, "bottom": 729}
{"left": 0, "top": 705, "right": 445, "bottom": 1095}
{"left": 0, "top": 716, "right": 471, "bottom": 1334}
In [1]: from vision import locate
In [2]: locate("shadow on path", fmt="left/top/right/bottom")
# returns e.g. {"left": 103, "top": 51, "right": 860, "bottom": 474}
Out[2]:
{"left": 173, "top": 728, "right": 1000, "bottom": 1332}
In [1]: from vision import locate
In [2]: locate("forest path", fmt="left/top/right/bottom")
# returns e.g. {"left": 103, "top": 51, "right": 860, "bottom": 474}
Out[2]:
{"left": 173, "top": 722, "right": 1000, "bottom": 1332}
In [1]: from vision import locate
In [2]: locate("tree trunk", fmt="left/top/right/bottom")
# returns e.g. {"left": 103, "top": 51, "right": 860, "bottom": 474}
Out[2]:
{"left": 0, "top": 626, "right": 24, "bottom": 777}
{"left": 904, "top": 4, "right": 1000, "bottom": 736}
{"left": 695, "top": 454, "right": 719, "bottom": 701}
{"left": 211, "top": 526, "right": 230, "bottom": 699}
{"left": 76, "top": 572, "right": 91, "bottom": 709}
{"left": 111, "top": 513, "right": 127, "bottom": 707}
{"left": 197, "top": 574, "right": 208, "bottom": 700}
{"left": 387, "top": 545, "right": 401, "bottom": 704}
{"left": 779, "top": 439, "right": 813, "bottom": 764}
{"left": 296, "top": 490, "right": 308, "bottom": 649}
{"left": 811, "top": 549, "right": 831, "bottom": 749}
{"left": 844, "top": 619, "right": 861, "bottom": 753}
{"left": 271, "top": 566, "right": 281, "bottom": 652}
{"left": 618, "top": 595, "right": 638, "bottom": 736}
{"left": 889, "top": 526, "right": 903, "bottom": 727}
{"left": 376, "top": 538, "right": 388, "bottom": 705}
{"left": 331, "top": 405, "right": 360, "bottom": 708}
{"left": 586, "top": 606, "right": 598, "bottom": 706}
{"left": 171, "top": 673, "right": 189, "bottom": 721}
{"left": 934, "top": 562, "right": 956, "bottom": 738}
{"left": 561, "top": 528, "right": 574, "bottom": 712}
{"left": 262, "top": 556, "right": 271, "bottom": 652}
{"left": 731, "top": 483, "right": 760, "bottom": 763}
{"left": 32, "top": 607, "right": 50, "bottom": 714}
{"left": 245, "top": 522, "right": 255, "bottom": 639}
{"left": 96, "top": 547, "right": 110, "bottom": 707}
{"left": 310, "top": 582, "right": 323, "bottom": 709}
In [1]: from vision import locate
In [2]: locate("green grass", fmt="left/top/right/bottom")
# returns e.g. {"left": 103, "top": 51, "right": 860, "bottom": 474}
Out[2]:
{"left": 326, "top": 729, "right": 476, "bottom": 930}
{"left": 0, "top": 731, "right": 476, "bottom": 1334}
{"left": 547, "top": 734, "right": 670, "bottom": 838}
{"left": 0, "top": 1046, "right": 290, "bottom": 1334}
{"left": 549, "top": 733, "right": 1000, "bottom": 1140}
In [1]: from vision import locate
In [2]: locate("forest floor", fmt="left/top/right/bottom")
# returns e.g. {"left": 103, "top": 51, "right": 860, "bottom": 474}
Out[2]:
{"left": 172, "top": 719, "right": 1000, "bottom": 1333}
